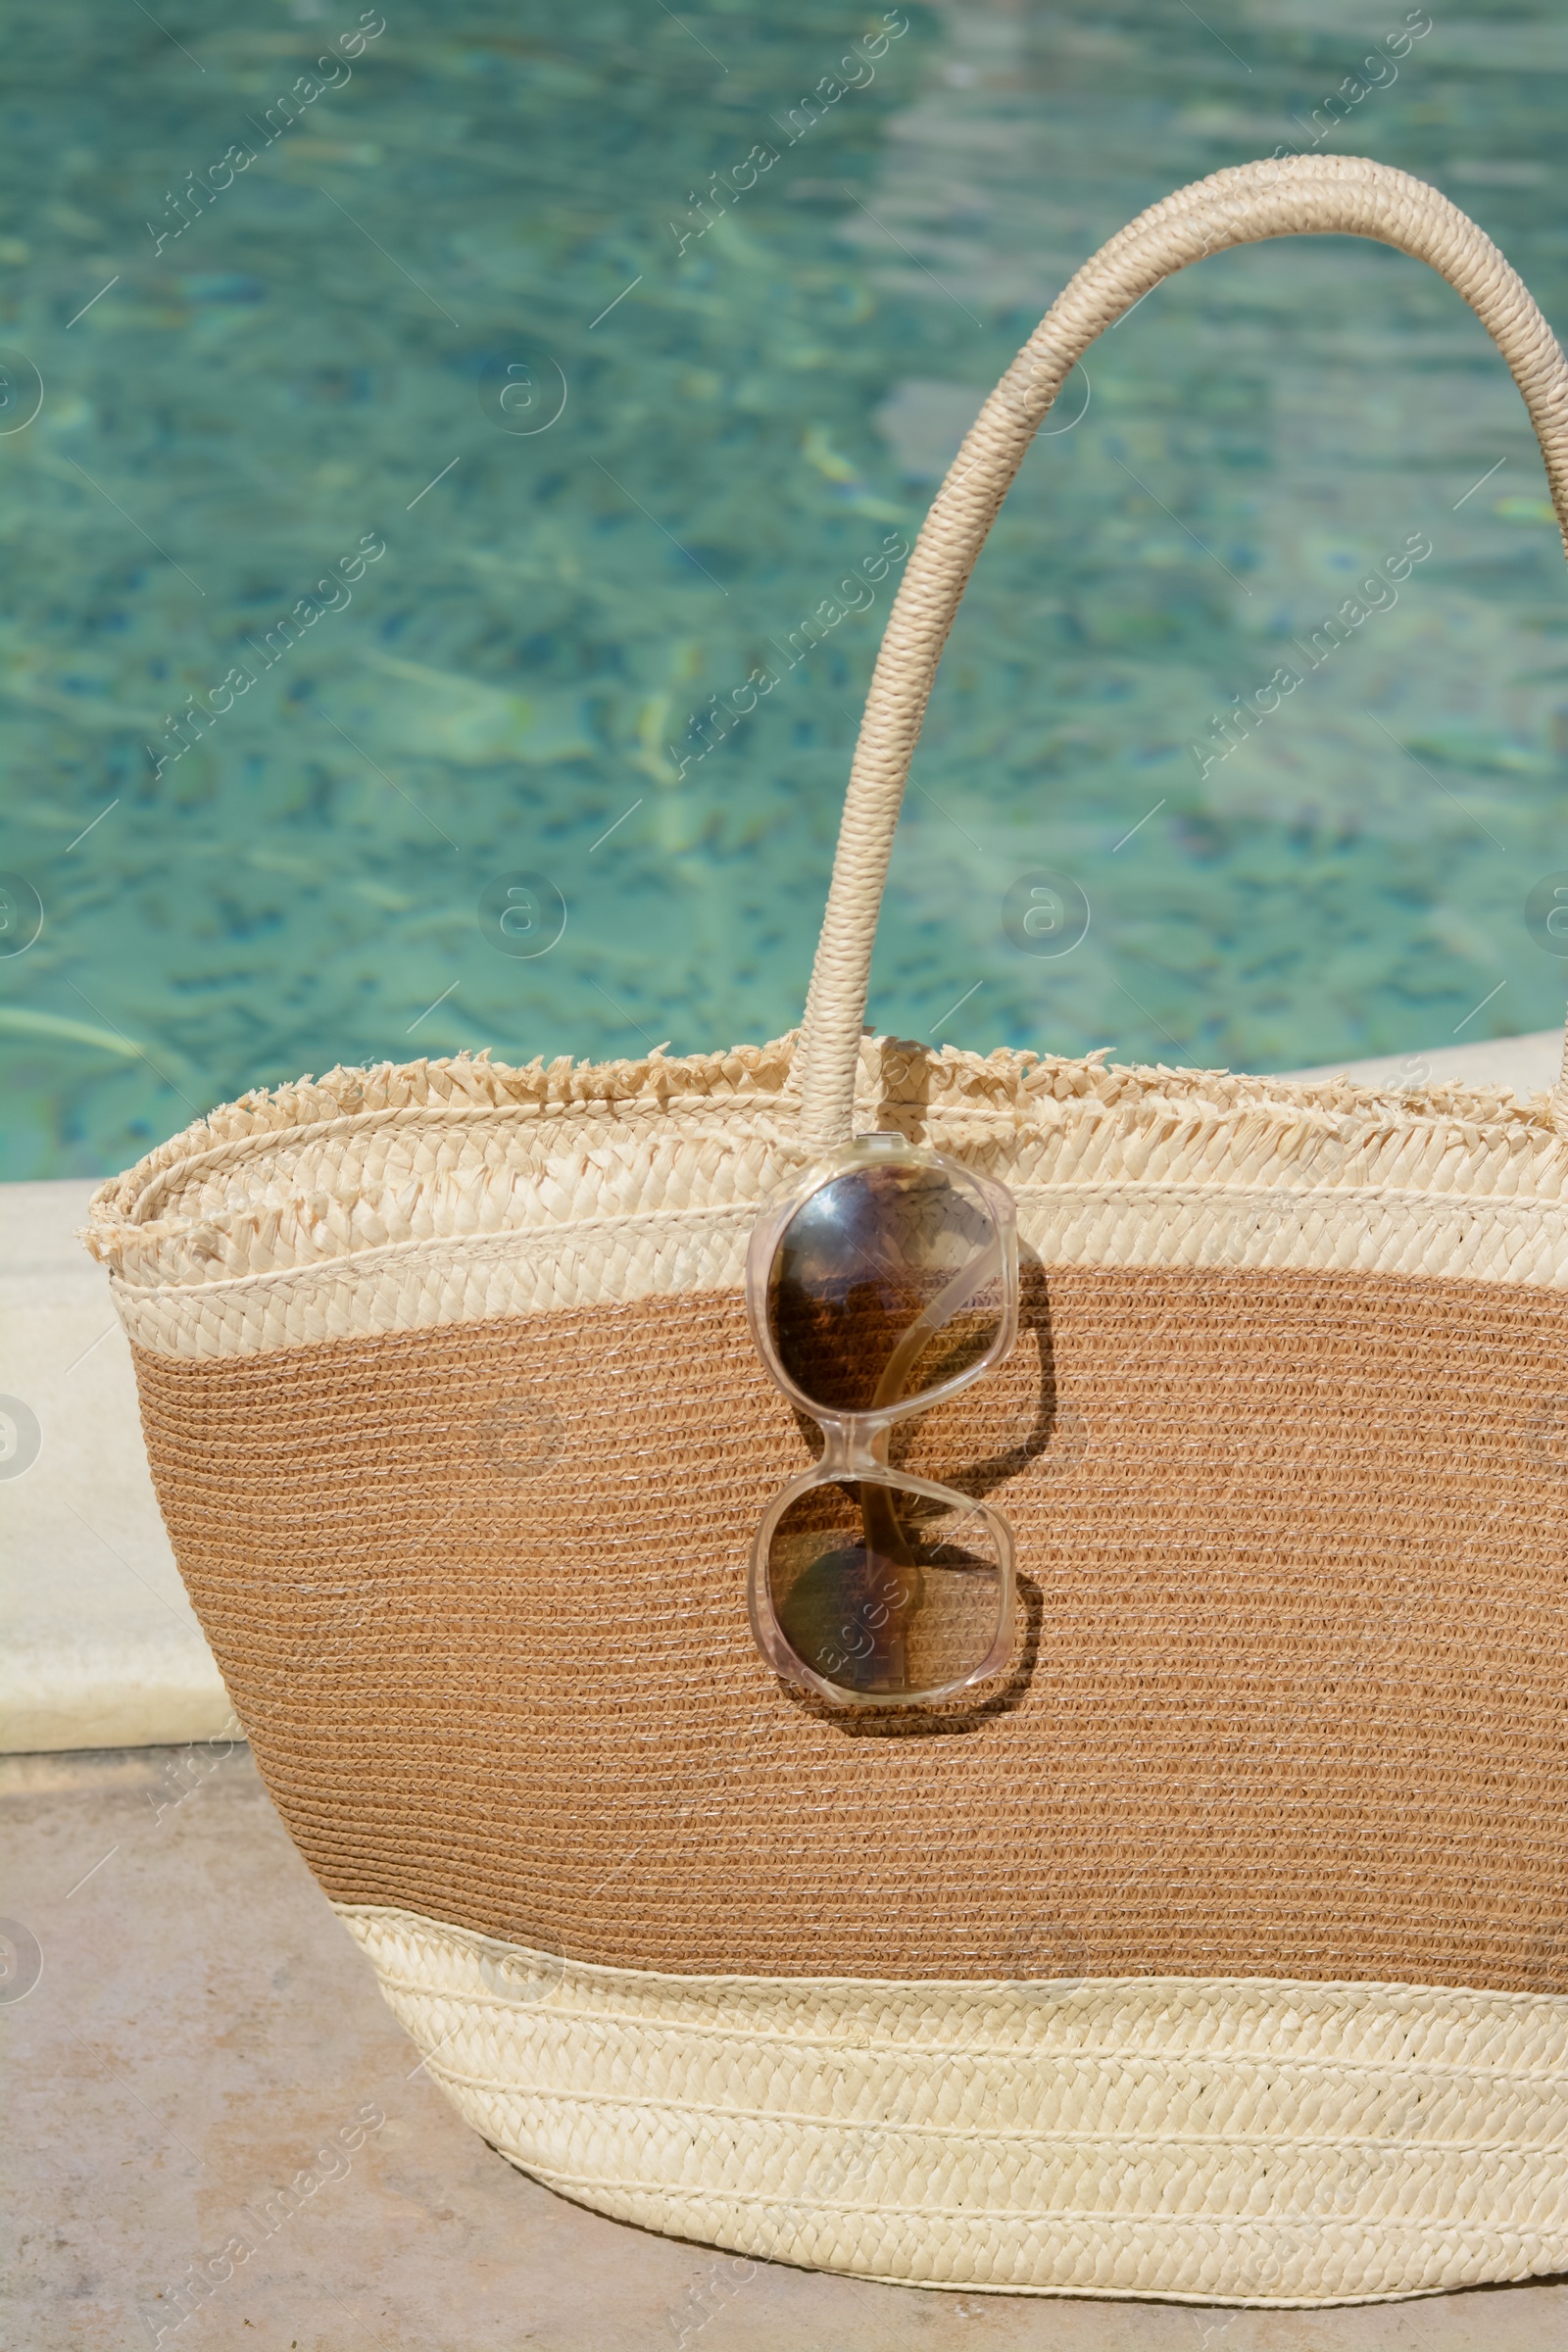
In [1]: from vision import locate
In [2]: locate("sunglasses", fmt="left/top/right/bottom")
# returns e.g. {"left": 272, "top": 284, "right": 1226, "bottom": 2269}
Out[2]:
{"left": 746, "top": 1134, "right": 1020, "bottom": 1707}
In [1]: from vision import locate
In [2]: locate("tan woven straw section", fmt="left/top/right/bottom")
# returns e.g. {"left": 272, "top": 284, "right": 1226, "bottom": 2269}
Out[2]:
{"left": 86, "top": 1038, "right": 1568, "bottom": 1357}
{"left": 129, "top": 1262, "right": 1568, "bottom": 1991}
{"left": 338, "top": 1905, "right": 1568, "bottom": 2305}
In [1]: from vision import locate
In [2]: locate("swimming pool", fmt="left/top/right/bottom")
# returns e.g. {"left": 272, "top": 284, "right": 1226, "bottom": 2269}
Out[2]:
{"left": 1, "top": 0, "right": 1565, "bottom": 1178}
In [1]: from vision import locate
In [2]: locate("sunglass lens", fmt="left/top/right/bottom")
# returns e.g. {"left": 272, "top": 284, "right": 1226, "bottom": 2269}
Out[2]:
{"left": 767, "top": 1159, "right": 1005, "bottom": 1415}
{"left": 764, "top": 1480, "right": 1007, "bottom": 1699}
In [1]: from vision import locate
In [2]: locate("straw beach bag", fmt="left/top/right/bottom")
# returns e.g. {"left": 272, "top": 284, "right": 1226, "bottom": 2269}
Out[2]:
{"left": 88, "top": 158, "right": 1568, "bottom": 2305}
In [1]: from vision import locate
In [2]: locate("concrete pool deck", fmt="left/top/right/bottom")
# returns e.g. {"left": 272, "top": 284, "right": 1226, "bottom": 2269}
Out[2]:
{"left": 3, "top": 1028, "right": 1562, "bottom": 1754}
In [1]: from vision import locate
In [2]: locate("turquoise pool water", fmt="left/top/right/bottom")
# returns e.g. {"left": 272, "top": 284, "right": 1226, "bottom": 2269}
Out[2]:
{"left": 2, "top": 1, "right": 1567, "bottom": 1178}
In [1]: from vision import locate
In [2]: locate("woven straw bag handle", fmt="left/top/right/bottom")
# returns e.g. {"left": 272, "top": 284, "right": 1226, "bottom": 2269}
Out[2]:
{"left": 795, "top": 154, "right": 1568, "bottom": 1152}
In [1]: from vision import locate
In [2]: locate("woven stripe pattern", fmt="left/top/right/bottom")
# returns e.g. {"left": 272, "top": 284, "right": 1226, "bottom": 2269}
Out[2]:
{"left": 124, "top": 1263, "right": 1568, "bottom": 1992}
{"left": 339, "top": 1905, "right": 1568, "bottom": 2305}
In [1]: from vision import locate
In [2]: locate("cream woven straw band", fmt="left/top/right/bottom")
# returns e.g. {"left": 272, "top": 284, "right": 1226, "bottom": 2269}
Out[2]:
{"left": 82, "top": 157, "right": 1568, "bottom": 2305}
{"left": 337, "top": 1907, "right": 1568, "bottom": 2307}
{"left": 796, "top": 152, "right": 1568, "bottom": 1152}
